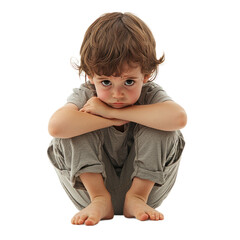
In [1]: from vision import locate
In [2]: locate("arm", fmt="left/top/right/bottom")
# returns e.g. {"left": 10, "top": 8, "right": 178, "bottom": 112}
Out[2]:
{"left": 48, "top": 103, "right": 128, "bottom": 138}
{"left": 110, "top": 101, "right": 187, "bottom": 131}
{"left": 81, "top": 98, "right": 187, "bottom": 131}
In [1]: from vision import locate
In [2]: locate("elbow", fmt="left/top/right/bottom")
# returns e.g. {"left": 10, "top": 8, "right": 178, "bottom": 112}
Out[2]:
{"left": 48, "top": 118, "right": 62, "bottom": 138}
{"left": 48, "top": 125, "right": 59, "bottom": 138}
{"left": 177, "top": 110, "right": 187, "bottom": 129}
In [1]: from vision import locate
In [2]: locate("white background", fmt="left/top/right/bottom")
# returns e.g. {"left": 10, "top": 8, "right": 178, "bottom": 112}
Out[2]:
{"left": 1, "top": 0, "right": 239, "bottom": 239}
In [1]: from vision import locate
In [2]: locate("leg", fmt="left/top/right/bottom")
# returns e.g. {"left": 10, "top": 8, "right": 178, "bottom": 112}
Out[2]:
{"left": 71, "top": 173, "right": 114, "bottom": 225}
{"left": 146, "top": 129, "right": 185, "bottom": 209}
{"left": 47, "top": 131, "right": 119, "bottom": 224}
{"left": 123, "top": 125, "right": 185, "bottom": 220}
{"left": 124, "top": 177, "right": 164, "bottom": 221}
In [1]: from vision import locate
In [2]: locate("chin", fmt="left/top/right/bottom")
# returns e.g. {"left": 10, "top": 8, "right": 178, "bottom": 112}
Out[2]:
{"left": 109, "top": 104, "right": 129, "bottom": 109}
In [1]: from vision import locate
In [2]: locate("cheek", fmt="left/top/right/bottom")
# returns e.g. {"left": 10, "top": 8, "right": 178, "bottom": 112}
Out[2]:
{"left": 96, "top": 89, "right": 109, "bottom": 102}
{"left": 128, "top": 87, "right": 142, "bottom": 103}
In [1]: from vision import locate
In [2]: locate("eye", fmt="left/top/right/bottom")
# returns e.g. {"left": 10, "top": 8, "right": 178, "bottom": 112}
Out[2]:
{"left": 101, "top": 80, "right": 111, "bottom": 86}
{"left": 125, "top": 80, "right": 135, "bottom": 86}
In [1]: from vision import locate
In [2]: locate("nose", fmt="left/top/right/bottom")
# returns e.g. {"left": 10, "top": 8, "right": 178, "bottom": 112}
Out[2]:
{"left": 112, "top": 87, "right": 123, "bottom": 99}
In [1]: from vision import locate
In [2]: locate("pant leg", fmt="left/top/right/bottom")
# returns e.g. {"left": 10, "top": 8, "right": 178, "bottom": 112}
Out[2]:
{"left": 47, "top": 130, "right": 120, "bottom": 211}
{"left": 129, "top": 125, "right": 185, "bottom": 208}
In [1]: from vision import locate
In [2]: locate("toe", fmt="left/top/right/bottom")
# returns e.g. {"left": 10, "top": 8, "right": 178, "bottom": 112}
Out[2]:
{"left": 155, "top": 213, "right": 160, "bottom": 220}
{"left": 71, "top": 216, "right": 79, "bottom": 225}
{"left": 85, "top": 216, "right": 99, "bottom": 226}
{"left": 136, "top": 211, "right": 149, "bottom": 221}
{"left": 145, "top": 209, "right": 156, "bottom": 221}
{"left": 79, "top": 214, "right": 88, "bottom": 224}
{"left": 146, "top": 209, "right": 165, "bottom": 221}
{"left": 78, "top": 215, "right": 87, "bottom": 225}
{"left": 150, "top": 213, "right": 156, "bottom": 220}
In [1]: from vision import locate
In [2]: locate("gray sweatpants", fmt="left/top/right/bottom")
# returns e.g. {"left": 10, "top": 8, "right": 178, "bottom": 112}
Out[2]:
{"left": 47, "top": 123, "right": 185, "bottom": 215}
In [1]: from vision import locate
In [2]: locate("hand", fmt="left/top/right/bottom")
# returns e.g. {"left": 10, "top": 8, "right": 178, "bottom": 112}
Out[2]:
{"left": 80, "top": 97, "right": 113, "bottom": 118}
{"left": 111, "top": 119, "right": 129, "bottom": 126}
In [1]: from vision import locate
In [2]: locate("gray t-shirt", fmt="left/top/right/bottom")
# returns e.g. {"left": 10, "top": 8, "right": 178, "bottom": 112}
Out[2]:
{"left": 67, "top": 81, "right": 172, "bottom": 109}
{"left": 66, "top": 81, "right": 173, "bottom": 168}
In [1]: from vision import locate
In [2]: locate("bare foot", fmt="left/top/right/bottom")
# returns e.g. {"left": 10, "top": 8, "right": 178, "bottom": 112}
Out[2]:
{"left": 123, "top": 193, "right": 164, "bottom": 221}
{"left": 71, "top": 194, "right": 114, "bottom": 226}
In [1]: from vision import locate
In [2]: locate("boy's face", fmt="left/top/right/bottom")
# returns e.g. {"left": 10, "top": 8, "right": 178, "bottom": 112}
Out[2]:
{"left": 89, "top": 63, "right": 149, "bottom": 108}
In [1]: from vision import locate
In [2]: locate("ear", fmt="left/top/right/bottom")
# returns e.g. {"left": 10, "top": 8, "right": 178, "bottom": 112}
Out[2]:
{"left": 143, "top": 74, "right": 150, "bottom": 83}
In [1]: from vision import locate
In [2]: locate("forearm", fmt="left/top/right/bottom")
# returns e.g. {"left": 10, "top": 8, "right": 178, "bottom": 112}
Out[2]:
{"left": 48, "top": 109, "right": 114, "bottom": 139}
{"left": 110, "top": 102, "right": 187, "bottom": 131}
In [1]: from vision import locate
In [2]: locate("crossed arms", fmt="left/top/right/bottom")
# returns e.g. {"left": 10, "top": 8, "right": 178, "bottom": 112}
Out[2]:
{"left": 48, "top": 97, "right": 187, "bottom": 139}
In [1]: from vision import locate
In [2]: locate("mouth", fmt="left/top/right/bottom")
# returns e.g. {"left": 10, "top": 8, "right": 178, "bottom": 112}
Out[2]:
{"left": 110, "top": 102, "right": 126, "bottom": 108}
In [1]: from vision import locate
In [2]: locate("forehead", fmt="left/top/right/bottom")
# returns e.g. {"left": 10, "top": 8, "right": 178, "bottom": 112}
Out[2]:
{"left": 95, "top": 63, "right": 142, "bottom": 78}
{"left": 120, "top": 63, "right": 141, "bottom": 76}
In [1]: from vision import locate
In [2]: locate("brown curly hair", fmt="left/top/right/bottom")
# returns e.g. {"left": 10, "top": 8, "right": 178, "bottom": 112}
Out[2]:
{"left": 72, "top": 12, "right": 164, "bottom": 81}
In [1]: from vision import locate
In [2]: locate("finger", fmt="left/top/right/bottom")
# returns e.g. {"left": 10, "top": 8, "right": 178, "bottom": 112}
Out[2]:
{"left": 84, "top": 108, "right": 91, "bottom": 113}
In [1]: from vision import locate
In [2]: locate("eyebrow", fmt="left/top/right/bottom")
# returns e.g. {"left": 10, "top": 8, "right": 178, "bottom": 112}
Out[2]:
{"left": 96, "top": 77, "right": 109, "bottom": 81}
{"left": 122, "top": 76, "right": 139, "bottom": 80}
{"left": 96, "top": 76, "right": 139, "bottom": 81}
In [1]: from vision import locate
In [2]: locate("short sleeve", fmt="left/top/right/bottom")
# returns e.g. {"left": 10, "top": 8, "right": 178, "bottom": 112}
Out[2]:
{"left": 137, "top": 82, "right": 173, "bottom": 105}
{"left": 67, "top": 83, "right": 95, "bottom": 110}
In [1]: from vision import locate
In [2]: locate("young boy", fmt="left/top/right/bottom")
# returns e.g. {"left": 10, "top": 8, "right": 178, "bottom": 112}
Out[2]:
{"left": 47, "top": 12, "right": 186, "bottom": 226}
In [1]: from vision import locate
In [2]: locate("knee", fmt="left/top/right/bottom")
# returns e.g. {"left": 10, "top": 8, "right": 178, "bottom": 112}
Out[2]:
{"left": 48, "top": 131, "right": 103, "bottom": 167}
{"left": 134, "top": 125, "right": 179, "bottom": 144}
{"left": 54, "top": 130, "right": 102, "bottom": 149}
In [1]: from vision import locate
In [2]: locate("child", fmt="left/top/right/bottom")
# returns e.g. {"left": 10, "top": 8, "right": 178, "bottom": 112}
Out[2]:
{"left": 47, "top": 12, "right": 186, "bottom": 226}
